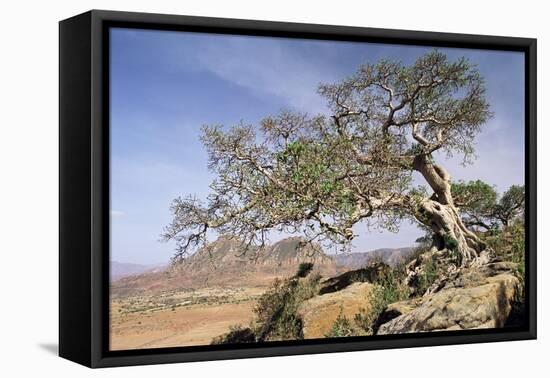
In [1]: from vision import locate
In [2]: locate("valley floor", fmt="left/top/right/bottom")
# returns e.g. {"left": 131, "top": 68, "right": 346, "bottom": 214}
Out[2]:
{"left": 109, "top": 287, "right": 265, "bottom": 350}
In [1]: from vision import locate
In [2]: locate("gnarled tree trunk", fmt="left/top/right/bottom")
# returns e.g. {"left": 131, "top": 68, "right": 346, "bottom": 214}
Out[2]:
{"left": 413, "top": 154, "right": 486, "bottom": 265}
{"left": 419, "top": 199, "right": 485, "bottom": 263}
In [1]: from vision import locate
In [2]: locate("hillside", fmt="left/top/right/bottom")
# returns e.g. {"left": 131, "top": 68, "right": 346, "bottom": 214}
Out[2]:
{"left": 111, "top": 261, "right": 165, "bottom": 281}
{"left": 111, "top": 236, "right": 337, "bottom": 297}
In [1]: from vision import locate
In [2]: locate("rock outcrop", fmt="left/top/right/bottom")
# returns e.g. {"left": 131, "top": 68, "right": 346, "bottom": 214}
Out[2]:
{"left": 297, "top": 282, "right": 372, "bottom": 339}
{"left": 376, "top": 262, "right": 521, "bottom": 334}
{"left": 333, "top": 247, "right": 415, "bottom": 269}
{"left": 319, "top": 262, "right": 390, "bottom": 294}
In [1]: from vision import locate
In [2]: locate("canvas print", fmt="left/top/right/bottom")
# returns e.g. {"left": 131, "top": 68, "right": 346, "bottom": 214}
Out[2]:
{"left": 109, "top": 28, "right": 526, "bottom": 351}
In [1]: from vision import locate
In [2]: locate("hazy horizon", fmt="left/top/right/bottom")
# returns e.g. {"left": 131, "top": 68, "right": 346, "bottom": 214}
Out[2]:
{"left": 110, "top": 28, "right": 525, "bottom": 265}
{"left": 111, "top": 239, "right": 419, "bottom": 266}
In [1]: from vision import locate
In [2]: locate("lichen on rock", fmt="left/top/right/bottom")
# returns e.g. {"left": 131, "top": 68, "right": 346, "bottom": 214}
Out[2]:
{"left": 376, "top": 262, "right": 521, "bottom": 334}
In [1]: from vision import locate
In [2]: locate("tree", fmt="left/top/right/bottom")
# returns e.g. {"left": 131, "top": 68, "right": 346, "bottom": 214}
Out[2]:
{"left": 163, "top": 51, "right": 492, "bottom": 266}
{"left": 452, "top": 181, "right": 525, "bottom": 231}
{"left": 452, "top": 180, "right": 498, "bottom": 230}
{"left": 495, "top": 185, "right": 525, "bottom": 227}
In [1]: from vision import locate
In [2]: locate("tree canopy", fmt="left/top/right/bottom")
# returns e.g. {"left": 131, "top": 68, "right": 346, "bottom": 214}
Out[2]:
{"left": 452, "top": 181, "right": 525, "bottom": 230}
{"left": 163, "top": 51, "right": 496, "bottom": 263}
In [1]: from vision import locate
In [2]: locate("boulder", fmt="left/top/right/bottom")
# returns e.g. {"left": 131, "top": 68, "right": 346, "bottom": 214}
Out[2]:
{"left": 377, "top": 262, "right": 520, "bottom": 334}
{"left": 319, "top": 262, "right": 390, "bottom": 294}
{"left": 373, "top": 297, "right": 423, "bottom": 332}
{"left": 297, "top": 282, "right": 372, "bottom": 339}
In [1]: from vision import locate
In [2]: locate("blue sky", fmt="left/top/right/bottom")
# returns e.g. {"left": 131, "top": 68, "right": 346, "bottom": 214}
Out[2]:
{"left": 110, "top": 28, "right": 525, "bottom": 265}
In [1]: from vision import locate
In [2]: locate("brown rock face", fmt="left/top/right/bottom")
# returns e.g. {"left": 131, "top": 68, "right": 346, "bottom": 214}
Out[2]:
{"left": 297, "top": 282, "right": 372, "bottom": 339}
{"left": 111, "top": 236, "right": 338, "bottom": 297}
{"left": 260, "top": 237, "right": 334, "bottom": 265}
{"left": 376, "top": 262, "right": 521, "bottom": 334}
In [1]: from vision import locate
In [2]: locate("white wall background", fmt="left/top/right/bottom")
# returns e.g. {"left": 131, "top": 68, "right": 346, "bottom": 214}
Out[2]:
{"left": 0, "top": 0, "right": 546, "bottom": 376}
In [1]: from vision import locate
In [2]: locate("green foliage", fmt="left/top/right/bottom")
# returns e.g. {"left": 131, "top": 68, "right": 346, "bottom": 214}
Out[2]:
{"left": 485, "top": 222, "right": 526, "bottom": 306}
{"left": 212, "top": 264, "right": 323, "bottom": 344}
{"left": 407, "top": 142, "right": 425, "bottom": 156}
{"left": 484, "top": 227, "right": 501, "bottom": 238}
{"left": 321, "top": 181, "right": 334, "bottom": 194}
{"left": 499, "top": 186, "right": 524, "bottom": 212}
{"left": 375, "top": 268, "right": 410, "bottom": 303}
{"left": 451, "top": 180, "right": 498, "bottom": 230}
{"left": 165, "top": 51, "right": 492, "bottom": 258}
{"left": 496, "top": 185, "right": 525, "bottom": 226}
{"left": 276, "top": 141, "right": 306, "bottom": 163}
{"left": 253, "top": 272, "right": 321, "bottom": 341}
{"left": 295, "top": 262, "right": 314, "bottom": 278}
{"left": 354, "top": 286, "right": 387, "bottom": 335}
{"left": 443, "top": 233, "right": 462, "bottom": 265}
{"left": 353, "top": 267, "right": 409, "bottom": 335}
{"left": 443, "top": 234, "right": 458, "bottom": 251}
{"left": 451, "top": 180, "right": 525, "bottom": 232}
{"left": 485, "top": 222, "right": 525, "bottom": 265}
{"left": 325, "top": 307, "right": 359, "bottom": 338}
{"left": 415, "top": 256, "right": 439, "bottom": 296}
{"left": 452, "top": 180, "right": 497, "bottom": 210}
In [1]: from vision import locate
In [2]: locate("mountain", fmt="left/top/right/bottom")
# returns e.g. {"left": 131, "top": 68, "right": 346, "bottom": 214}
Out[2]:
{"left": 111, "top": 236, "right": 337, "bottom": 297}
{"left": 178, "top": 236, "right": 335, "bottom": 271}
{"left": 110, "top": 261, "right": 165, "bottom": 281}
{"left": 333, "top": 247, "right": 416, "bottom": 269}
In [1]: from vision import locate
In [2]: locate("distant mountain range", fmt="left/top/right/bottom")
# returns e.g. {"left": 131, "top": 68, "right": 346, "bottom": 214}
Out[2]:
{"left": 111, "top": 261, "right": 165, "bottom": 281}
{"left": 177, "top": 236, "right": 336, "bottom": 275}
{"left": 110, "top": 236, "right": 415, "bottom": 297}
{"left": 111, "top": 236, "right": 337, "bottom": 297}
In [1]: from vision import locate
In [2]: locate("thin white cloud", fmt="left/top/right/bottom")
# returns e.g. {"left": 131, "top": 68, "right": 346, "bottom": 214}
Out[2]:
{"left": 192, "top": 37, "right": 335, "bottom": 114}
{"left": 110, "top": 210, "right": 125, "bottom": 217}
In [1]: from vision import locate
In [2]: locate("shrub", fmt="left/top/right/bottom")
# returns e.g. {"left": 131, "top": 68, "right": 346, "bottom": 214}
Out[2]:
{"left": 354, "top": 268, "right": 409, "bottom": 335}
{"left": 486, "top": 222, "right": 525, "bottom": 264}
{"left": 443, "top": 234, "right": 459, "bottom": 251}
{"left": 354, "top": 287, "right": 385, "bottom": 335}
{"left": 485, "top": 222, "right": 525, "bottom": 300}
{"left": 325, "top": 307, "right": 359, "bottom": 338}
{"left": 415, "top": 256, "right": 439, "bottom": 296}
{"left": 210, "top": 264, "right": 322, "bottom": 344}
{"left": 211, "top": 325, "right": 256, "bottom": 344}
{"left": 376, "top": 266, "right": 407, "bottom": 296}
{"left": 253, "top": 266, "right": 321, "bottom": 341}
{"left": 295, "top": 262, "right": 314, "bottom": 278}
{"left": 349, "top": 259, "right": 391, "bottom": 284}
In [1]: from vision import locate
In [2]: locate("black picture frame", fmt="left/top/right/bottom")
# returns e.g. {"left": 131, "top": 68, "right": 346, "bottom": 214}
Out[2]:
{"left": 59, "top": 9, "right": 537, "bottom": 368}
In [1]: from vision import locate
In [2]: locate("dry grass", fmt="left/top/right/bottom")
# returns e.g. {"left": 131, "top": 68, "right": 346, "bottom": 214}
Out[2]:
{"left": 109, "top": 286, "right": 265, "bottom": 350}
